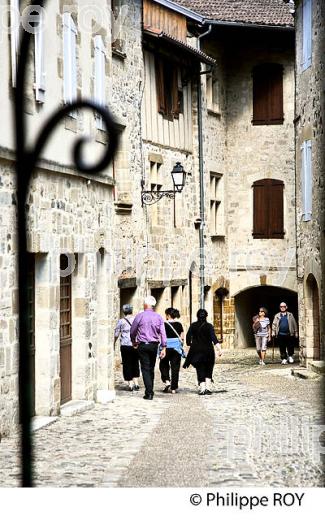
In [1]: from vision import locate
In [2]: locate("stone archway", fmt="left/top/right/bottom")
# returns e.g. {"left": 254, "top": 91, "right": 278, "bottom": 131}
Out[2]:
{"left": 234, "top": 286, "right": 298, "bottom": 348}
{"left": 305, "top": 274, "right": 321, "bottom": 361}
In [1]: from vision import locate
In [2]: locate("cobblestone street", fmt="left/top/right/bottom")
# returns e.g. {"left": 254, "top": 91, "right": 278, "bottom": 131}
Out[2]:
{"left": 0, "top": 351, "right": 324, "bottom": 487}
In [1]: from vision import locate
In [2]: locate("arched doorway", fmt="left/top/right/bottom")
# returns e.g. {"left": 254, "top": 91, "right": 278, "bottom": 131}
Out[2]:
{"left": 305, "top": 274, "right": 320, "bottom": 361}
{"left": 234, "top": 286, "right": 298, "bottom": 348}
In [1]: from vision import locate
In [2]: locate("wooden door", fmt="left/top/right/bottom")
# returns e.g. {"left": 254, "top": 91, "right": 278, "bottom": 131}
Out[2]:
{"left": 27, "top": 255, "right": 35, "bottom": 416}
{"left": 60, "top": 257, "right": 72, "bottom": 404}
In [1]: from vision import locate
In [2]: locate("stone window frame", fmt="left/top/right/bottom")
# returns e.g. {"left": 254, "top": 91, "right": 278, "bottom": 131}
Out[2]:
{"left": 209, "top": 172, "right": 225, "bottom": 238}
{"left": 206, "top": 71, "right": 220, "bottom": 115}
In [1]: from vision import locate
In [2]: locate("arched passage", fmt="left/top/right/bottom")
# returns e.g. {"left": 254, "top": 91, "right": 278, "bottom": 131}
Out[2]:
{"left": 305, "top": 274, "right": 320, "bottom": 361}
{"left": 234, "top": 286, "right": 298, "bottom": 348}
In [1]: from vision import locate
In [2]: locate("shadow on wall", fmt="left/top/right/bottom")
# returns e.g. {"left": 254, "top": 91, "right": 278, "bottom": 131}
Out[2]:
{"left": 235, "top": 285, "right": 298, "bottom": 348}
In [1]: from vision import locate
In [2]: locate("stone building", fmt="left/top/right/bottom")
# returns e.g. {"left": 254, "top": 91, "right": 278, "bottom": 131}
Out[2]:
{"left": 169, "top": 0, "right": 296, "bottom": 348}
{"left": 0, "top": 0, "right": 143, "bottom": 436}
{"left": 0, "top": 0, "right": 306, "bottom": 438}
{"left": 291, "top": 0, "right": 324, "bottom": 364}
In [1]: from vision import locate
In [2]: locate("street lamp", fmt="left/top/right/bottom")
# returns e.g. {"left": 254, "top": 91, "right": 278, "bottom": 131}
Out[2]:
{"left": 141, "top": 162, "right": 186, "bottom": 206}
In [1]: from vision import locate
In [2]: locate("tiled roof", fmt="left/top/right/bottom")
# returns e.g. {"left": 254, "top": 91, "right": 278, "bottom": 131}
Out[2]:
{"left": 171, "top": 0, "right": 294, "bottom": 27}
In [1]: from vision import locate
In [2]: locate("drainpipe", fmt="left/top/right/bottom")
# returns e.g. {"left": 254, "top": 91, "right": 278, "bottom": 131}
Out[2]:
{"left": 197, "top": 24, "right": 212, "bottom": 308}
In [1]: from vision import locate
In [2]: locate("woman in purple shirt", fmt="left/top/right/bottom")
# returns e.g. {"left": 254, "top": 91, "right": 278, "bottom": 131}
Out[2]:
{"left": 114, "top": 304, "right": 140, "bottom": 391}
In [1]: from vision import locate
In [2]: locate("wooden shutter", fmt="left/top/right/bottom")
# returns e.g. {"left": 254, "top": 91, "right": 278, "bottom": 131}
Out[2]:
{"left": 253, "top": 179, "right": 284, "bottom": 238}
{"left": 253, "top": 180, "right": 268, "bottom": 237}
{"left": 268, "top": 180, "right": 284, "bottom": 238}
{"left": 253, "top": 64, "right": 283, "bottom": 125}
{"left": 94, "top": 35, "right": 106, "bottom": 130}
{"left": 34, "top": 10, "right": 46, "bottom": 103}
{"left": 302, "top": 0, "right": 312, "bottom": 70}
{"left": 10, "top": 0, "right": 20, "bottom": 87}
{"left": 269, "top": 65, "right": 283, "bottom": 124}
{"left": 171, "top": 66, "right": 180, "bottom": 118}
{"left": 155, "top": 57, "right": 166, "bottom": 115}
{"left": 301, "top": 140, "right": 312, "bottom": 221}
{"left": 253, "top": 66, "right": 269, "bottom": 124}
{"left": 63, "top": 13, "right": 77, "bottom": 105}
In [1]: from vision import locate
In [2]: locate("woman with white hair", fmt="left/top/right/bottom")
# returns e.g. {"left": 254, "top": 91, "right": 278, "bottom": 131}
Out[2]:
{"left": 114, "top": 303, "right": 140, "bottom": 391}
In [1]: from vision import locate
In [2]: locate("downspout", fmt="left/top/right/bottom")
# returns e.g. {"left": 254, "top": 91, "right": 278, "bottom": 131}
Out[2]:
{"left": 197, "top": 24, "right": 212, "bottom": 308}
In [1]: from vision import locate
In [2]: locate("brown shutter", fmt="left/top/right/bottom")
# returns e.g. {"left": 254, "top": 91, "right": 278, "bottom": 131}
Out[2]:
{"left": 253, "top": 66, "right": 269, "bottom": 124}
{"left": 269, "top": 65, "right": 284, "bottom": 124}
{"left": 268, "top": 179, "right": 284, "bottom": 238}
{"left": 253, "top": 64, "right": 283, "bottom": 125}
{"left": 155, "top": 57, "right": 166, "bottom": 115}
{"left": 253, "top": 180, "right": 268, "bottom": 237}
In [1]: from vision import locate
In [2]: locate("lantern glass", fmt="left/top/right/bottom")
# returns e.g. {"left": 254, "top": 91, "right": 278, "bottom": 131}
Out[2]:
{"left": 171, "top": 162, "right": 185, "bottom": 192}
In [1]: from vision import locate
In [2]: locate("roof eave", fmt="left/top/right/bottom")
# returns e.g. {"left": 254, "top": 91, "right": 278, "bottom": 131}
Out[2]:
{"left": 151, "top": 0, "right": 205, "bottom": 23}
{"left": 202, "top": 19, "right": 295, "bottom": 31}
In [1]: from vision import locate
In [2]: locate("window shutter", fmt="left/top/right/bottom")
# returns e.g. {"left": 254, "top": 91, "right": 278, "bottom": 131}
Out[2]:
{"left": 10, "top": 0, "right": 20, "bottom": 87}
{"left": 94, "top": 35, "right": 106, "bottom": 130}
{"left": 302, "top": 0, "right": 312, "bottom": 70}
{"left": 155, "top": 57, "right": 166, "bottom": 115}
{"left": 253, "top": 67, "right": 268, "bottom": 124}
{"left": 63, "top": 13, "right": 77, "bottom": 105}
{"left": 34, "top": 10, "right": 46, "bottom": 103}
{"left": 269, "top": 66, "right": 283, "bottom": 123}
{"left": 301, "top": 140, "right": 312, "bottom": 221}
{"left": 253, "top": 181, "right": 268, "bottom": 237}
{"left": 268, "top": 180, "right": 284, "bottom": 238}
{"left": 253, "top": 179, "right": 284, "bottom": 238}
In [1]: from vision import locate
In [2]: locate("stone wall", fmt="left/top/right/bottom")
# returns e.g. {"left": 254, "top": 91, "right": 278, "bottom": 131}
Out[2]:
{"left": 295, "top": 0, "right": 325, "bottom": 363}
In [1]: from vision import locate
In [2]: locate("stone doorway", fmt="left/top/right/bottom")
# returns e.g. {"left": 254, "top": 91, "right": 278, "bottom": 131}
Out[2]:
{"left": 234, "top": 286, "right": 298, "bottom": 348}
{"left": 305, "top": 274, "right": 320, "bottom": 361}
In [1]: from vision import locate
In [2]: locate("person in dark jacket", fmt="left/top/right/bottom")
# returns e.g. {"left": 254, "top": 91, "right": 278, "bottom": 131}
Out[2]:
{"left": 184, "top": 309, "right": 222, "bottom": 395}
{"left": 159, "top": 307, "right": 185, "bottom": 394}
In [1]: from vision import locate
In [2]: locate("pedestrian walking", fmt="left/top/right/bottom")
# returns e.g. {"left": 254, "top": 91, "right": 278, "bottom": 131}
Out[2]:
{"left": 159, "top": 308, "right": 185, "bottom": 394}
{"left": 130, "top": 296, "right": 167, "bottom": 400}
{"left": 252, "top": 307, "right": 271, "bottom": 366}
{"left": 114, "top": 304, "right": 140, "bottom": 391}
{"left": 183, "top": 309, "right": 222, "bottom": 395}
{"left": 272, "top": 302, "right": 298, "bottom": 364}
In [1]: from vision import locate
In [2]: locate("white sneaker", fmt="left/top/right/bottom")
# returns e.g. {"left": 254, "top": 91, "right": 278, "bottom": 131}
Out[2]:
{"left": 281, "top": 359, "right": 288, "bottom": 365}
{"left": 259, "top": 359, "right": 262, "bottom": 365}
{"left": 261, "top": 361, "right": 266, "bottom": 366}
{"left": 288, "top": 356, "right": 294, "bottom": 364}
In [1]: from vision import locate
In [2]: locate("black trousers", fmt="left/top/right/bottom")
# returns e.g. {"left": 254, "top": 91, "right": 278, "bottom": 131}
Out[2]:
{"left": 159, "top": 349, "right": 182, "bottom": 390}
{"left": 195, "top": 360, "right": 214, "bottom": 384}
{"left": 277, "top": 334, "right": 295, "bottom": 359}
{"left": 137, "top": 342, "right": 159, "bottom": 395}
{"left": 120, "top": 346, "right": 140, "bottom": 381}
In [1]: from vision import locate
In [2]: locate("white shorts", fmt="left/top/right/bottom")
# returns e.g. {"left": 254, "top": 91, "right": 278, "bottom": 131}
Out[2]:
{"left": 255, "top": 336, "right": 268, "bottom": 351}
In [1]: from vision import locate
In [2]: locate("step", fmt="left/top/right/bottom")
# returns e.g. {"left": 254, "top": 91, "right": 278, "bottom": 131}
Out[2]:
{"left": 291, "top": 368, "right": 319, "bottom": 380}
{"left": 60, "top": 400, "right": 95, "bottom": 417}
{"left": 308, "top": 360, "right": 325, "bottom": 375}
{"left": 31, "top": 416, "right": 58, "bottom": 432}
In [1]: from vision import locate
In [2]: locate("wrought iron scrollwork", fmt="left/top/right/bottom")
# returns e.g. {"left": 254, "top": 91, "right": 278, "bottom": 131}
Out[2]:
{"left": 141, "top": 190, "right": 176, "bottom": 206}
{"left": 15, "top": 0, "right": 119, "bottom": 486}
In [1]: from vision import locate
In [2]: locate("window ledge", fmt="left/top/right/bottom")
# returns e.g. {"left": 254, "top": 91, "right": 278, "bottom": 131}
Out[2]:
{"left": 112, "top": 47, "right": 127, "bottom": 60}
{"left": 210, "top": 234, "right": 225, "bottom": 240}
{"left": 114, "top": 202, "right": 133, "bottom": 214}
{"left": 207, "top": 108, "right": 221, "bottom": 117}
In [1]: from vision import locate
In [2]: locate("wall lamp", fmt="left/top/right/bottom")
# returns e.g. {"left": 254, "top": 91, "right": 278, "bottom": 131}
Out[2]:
{"left": 141, "top": 162, "right": 187, "bottom": 206}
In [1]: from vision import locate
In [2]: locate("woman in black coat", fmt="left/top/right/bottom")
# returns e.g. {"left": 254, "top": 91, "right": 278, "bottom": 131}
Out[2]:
{"left": 184, "top": 309, "right": 222, "bottom": 395}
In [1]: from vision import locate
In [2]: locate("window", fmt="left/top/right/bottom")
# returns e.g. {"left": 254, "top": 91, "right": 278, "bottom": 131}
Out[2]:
{"left": 34, "top": 9, "right": 46, "bottom": 103}
{"left": 94, "top": 35, "right": 106, "bottom": 130}
{"left": 210, "top": 173, "right": 224, "bottom": 236}
{"left": 111, "top": 0, "right": 126, "bottom": 54}
{"left": 207, "top": 73, "right": 220, "bottom": 113}
{"left": 302, "top": 0, "right": 312, "bottom": 71}
{"left": 252, "top": 64, "right": 284, "bottom": 125}
{"left": 253, "top": 179, "right": 284, "bottom": 239}
{"left": 63, "top": 13, "right": 77, "bottom": 107}
{"left": 301, "top": 140, "right": 312, "bottom": 221}
{"left": 150, "top": 161, "right": 162, "bottom": 226}
{"left": 10, "top": 0, "right": 20, "bottom": 87}
{"left": 155, "top": 56, "right": 182, "bottom": 120}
